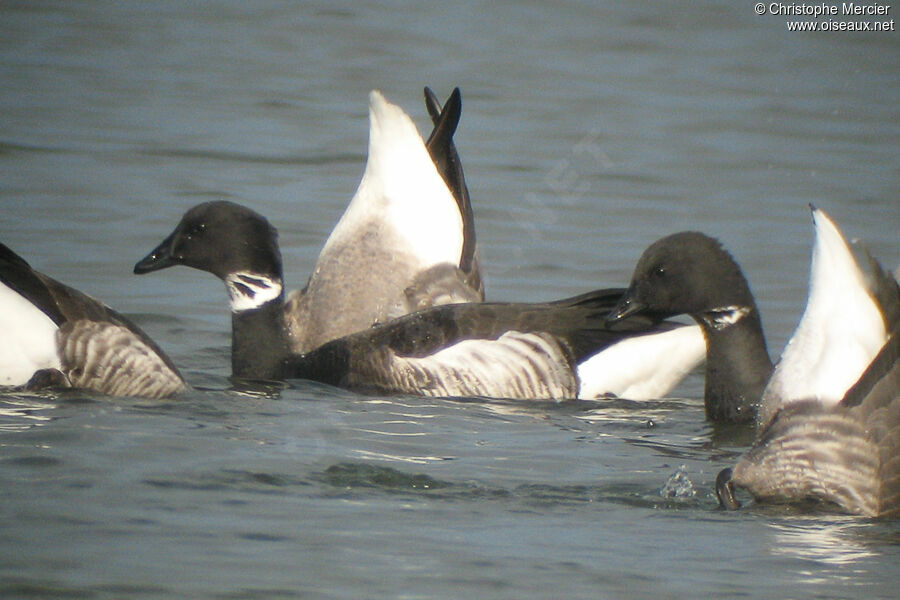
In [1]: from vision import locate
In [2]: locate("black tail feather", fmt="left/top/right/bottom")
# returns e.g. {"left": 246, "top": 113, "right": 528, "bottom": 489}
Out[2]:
{"left": 423, "top": 86, "right": 480, "bottom": 293}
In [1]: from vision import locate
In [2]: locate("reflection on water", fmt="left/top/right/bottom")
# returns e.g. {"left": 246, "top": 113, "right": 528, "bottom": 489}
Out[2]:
{"left": 0, "top": 396, "right": 56, "bottom": 432}
{"left": 768, "top": 517, "right": 878, "bottom": 582}
{"left": 351, "top": 449, "right": 453, "bottom": 465}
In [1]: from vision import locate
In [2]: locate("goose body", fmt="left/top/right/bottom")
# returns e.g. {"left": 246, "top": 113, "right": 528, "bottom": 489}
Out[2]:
{"left": 717, "top": 324, "right": 899, "bottom": 517}
{"left": 135, "top": 201, "right": 703, "bottom": 400}
{"left": 0, "top": 243, "right": 185, "bottom": 399}
{"left": 716, "top": 209, "right": 899, "bottom": 516}
{"left": 286, "top": 288, "right": 670, "bottom": 399}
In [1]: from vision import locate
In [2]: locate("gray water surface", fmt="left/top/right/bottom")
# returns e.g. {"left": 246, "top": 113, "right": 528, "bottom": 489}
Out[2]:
{"left": 1, "top": 2, "right": 898, "bottom": 598}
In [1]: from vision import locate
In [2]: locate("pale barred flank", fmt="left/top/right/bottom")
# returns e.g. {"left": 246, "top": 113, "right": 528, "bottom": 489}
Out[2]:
{"left": 881, "top": 448, "right": 900, "bottom": 517}
{"left": 861, "top": 388, "right": 900, "bottom": 517}
{"left": 732, "top": 409, "right": 881, "bottom": 516}
{"left": 57, "top": 321, "right": 186, "bottom": 399}
{"left": 349, "top": 331, "right": 578, "bottom": 399}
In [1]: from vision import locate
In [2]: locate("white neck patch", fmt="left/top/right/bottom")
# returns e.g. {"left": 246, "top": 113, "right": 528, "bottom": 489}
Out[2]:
{"left": 701, "top": 305, "right": 751, "bottom": 331}
{"left": 225, "top": 272, "right": 283, "bottom": 312}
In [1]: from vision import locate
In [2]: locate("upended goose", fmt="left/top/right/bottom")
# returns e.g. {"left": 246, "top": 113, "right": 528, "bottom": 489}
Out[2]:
{"left": 716, "top": 330, "right": 898, "bottom": 517}
{"left": 715, "top": 209, "right": 899, "bottom": 517}
{"left": 134, "top": 201, "right": 704, "bottom": 400}
{"left": 0, "top": 243, "right": 185, "bottom": 399}
{"left": 281, "top": 88, "right": 482, "bottom": 354}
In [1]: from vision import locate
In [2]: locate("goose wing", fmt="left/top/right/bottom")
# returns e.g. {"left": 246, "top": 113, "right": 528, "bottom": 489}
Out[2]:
{"left": 287, "top": 288, "right": 677, "bottom": 400}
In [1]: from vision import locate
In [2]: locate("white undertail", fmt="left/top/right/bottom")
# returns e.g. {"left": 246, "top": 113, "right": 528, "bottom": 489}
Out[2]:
{"left": 0, "top": 281, "right": 62, "bottom": 385}
{"left": 320, "top": 90, "right": 463, "bottom": 270}
{"left": 761, "top": 208, "right": 888, "bottom": 421}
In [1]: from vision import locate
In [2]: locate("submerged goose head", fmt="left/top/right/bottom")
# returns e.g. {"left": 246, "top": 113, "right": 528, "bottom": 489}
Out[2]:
{"left": 608, "top": 232, "right": 771, "bottom": 423}
{"left": 716, "top": 324, "right": 899, "bottom": 517}
{"left": 135, "top": 201, "right": 284, "bottom": 313}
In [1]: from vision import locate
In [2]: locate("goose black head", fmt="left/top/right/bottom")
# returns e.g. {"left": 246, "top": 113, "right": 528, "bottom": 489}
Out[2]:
{"left": 608, "top": 232, "right": 754, "bottom": 325}
{"left": 134, "top": 200, "right": 282, "bottom": 281}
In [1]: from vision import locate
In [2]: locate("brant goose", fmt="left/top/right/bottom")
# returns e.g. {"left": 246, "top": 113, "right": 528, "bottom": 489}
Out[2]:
{"left": 714, "top": 209, "right": 899, "bottom": 516}
{"left": 282, "top": 89, "right": 482, "bottom": 353}
{"left": 135, "top": 201, "right": 703, "bottom": 399}
{"left": 607, "top": 232, "right": 772, "bottom": 423}
{"left": 608, "top": 207, "right": 895, "bottom": 426}
{"left": 0, "top": 243, "right": 185, "bottom": 399}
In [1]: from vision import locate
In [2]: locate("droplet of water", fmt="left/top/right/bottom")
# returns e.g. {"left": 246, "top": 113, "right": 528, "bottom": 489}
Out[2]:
{"left": 659, "top": 464, "right": 695, "bottom": 498}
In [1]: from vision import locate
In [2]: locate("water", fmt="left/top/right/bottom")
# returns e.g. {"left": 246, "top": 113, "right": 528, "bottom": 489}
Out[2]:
{"left": 1, "top": 1, "right": 898, "bottom": 598}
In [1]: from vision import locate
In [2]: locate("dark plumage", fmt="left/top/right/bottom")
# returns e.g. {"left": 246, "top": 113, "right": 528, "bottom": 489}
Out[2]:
{"left": 607, "top": 231, "right": 772, "bottom": 423}
{"left": 423, "top": 86, "right": 481, "bottom": 298}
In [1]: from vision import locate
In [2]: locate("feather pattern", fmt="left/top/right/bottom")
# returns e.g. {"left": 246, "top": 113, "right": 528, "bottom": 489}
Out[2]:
{"left": 59, "top": 321, "right": 187, "bottom": 399}
{"left": 348, "top": 331, "right": 577, "bottom": 399}
{"left": 282, "top": 288, "right": 690, "bottom": 399}
{"left": 730, "top": 328, "right": 898, "bottom": 517}
{"left": 1, "top": 242, "right": 185, "bottom": 399}
{"left": 715, "top": 208, "right": 899, "bottom": 517}
{"left": 731, "top": 402, "right": 881, "bottom": 515}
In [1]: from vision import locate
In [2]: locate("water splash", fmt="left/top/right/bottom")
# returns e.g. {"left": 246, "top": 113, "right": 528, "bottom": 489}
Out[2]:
{"left": 659, "top": 465, "right": 696, "bottom": 499}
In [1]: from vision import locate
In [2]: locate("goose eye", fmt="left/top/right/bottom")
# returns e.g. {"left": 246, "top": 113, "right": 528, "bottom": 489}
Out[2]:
{"left": 186, "top": 223, "right": 206, "bottom": 238}
{"left": 653, "top": 266, "right": 666, "bottom": 278}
